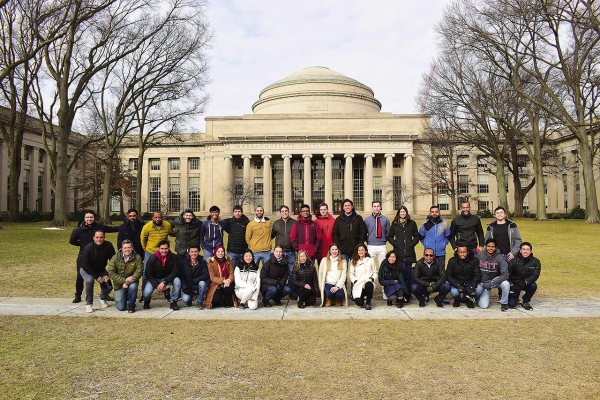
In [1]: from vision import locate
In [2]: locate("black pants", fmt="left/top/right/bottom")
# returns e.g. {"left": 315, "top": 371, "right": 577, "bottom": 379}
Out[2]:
{"left": 298, "top": 288, "right": 317, "bottom": 306}
{"left": 212, "top": 285, "right": 235, "bottom": 307}
{"left": 75, "top": 256, "right": 84, "bottom": 295}
{"left": 353, "top": 281, "right": 374, "bottom": 307}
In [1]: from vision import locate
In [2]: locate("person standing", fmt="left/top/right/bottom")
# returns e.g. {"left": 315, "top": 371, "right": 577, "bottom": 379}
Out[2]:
{"left": 140, "top": 211, "right": 176, "bottom": 265}
{"left": 225, "top": 205, "right": 250, "bottom": 266}
{"left": 290, "top": 204, "right": 322, "bottom": 262}
{"left": 117, "top": 208, "right": 145, "bottom": 257}
{"left": 107, "top": 239, "right": 143, "bottom": 313}
{"left": 272, "top": 205, "right": 296, "bottom": 277}
{"left": 199, "top": 205, "right": 228, "bottom": 259}
{"left": 69, "top": 209, "right": 118, "bottom": 303}
{"left": 80, "top": 230, "right": 116, "bottom": 313}
{"left": 332, "top": 199, "right": 367, "bottom": 261}
{"left": 450, "top": 201, "right": 485, "bottom": 254}
{"left": 315, "top": 203, "right": 336, "bottom": 266}
{"left": 419, "top": 205, "right": 451, "bottom": 266}
{"left": 172, "top": 208, "right": 202, "bottom": 257}
{"left": 364, "top": 200, "right": 390, "bottom": 268}
{"left": 484, "top": 206, "right": 522, "bottom": 262}
{"left": 387, "top": 205, "right": 419, "bottom": 300}
{"left": 245, "top": 206, "right": 274, "bottom": 267}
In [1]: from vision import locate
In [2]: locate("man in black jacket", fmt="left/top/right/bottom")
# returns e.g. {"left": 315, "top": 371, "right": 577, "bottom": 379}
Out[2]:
{"left": 143, "top": 240, "right": 181, "bottom": 310}
{"left": 80, "top": 230, "right": 116, "bottom": 313}
{"left": 446, "top": 246, "right": 480, "bottom": 308}
{"left": 450, "top": 201, "right": 485, "bottom": 253}
{"left": 508, "top": 242, "right": 541, "bottom": 310}
{"left": 225, "top": 205, "right": 250, "bottom": 266}
{"left": 332, "top": 199, "right": 367, "bottom": 261}
{"left": 411, "top": 248, "right": 451, "bottom": 308}
{"left": 117, "top": 208, "right": 144, "bottom": 256}
{"left": 179, "top": 245, "right": 209, "bottom": 309}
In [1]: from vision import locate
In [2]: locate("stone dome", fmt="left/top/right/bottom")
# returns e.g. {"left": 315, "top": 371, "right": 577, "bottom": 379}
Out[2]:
{"left": 252, "top": 66, "right": 382, "bottom": 114}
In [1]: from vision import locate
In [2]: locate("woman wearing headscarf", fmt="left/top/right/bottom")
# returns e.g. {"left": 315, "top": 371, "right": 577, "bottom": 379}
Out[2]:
{"left": 205, "top": 245, "right": 236, "bottom": 308}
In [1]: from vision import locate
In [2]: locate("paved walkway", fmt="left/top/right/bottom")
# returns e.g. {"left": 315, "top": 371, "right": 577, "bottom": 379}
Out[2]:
{"left": 1, "top": 296, "right": 599, "bottom": 320}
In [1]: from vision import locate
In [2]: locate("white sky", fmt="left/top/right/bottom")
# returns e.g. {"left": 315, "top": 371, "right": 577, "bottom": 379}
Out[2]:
{"left": 198, "top": 0, "right": 451, "bottom": 130}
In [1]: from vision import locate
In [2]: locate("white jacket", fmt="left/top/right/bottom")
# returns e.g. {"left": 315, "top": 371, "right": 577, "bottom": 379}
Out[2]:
{"left": 349, "top": 257, "right": 377, "bottom": 299}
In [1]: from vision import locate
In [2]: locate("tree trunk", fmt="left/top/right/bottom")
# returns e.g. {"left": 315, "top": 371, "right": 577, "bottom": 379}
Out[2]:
{"left": 577, "top": 130, "right": 599, "bottom": 223}
{"left": 100, "top": 157, "right": 113, "bottom": 224}
{"left": 512, "top": 177, "right": 524, "bottom": 218}
{"left": 7, "top": 136, "right": 22, "bottom": 222}
{"left": 135, "top": 145, "right": 146, "bottom": 213}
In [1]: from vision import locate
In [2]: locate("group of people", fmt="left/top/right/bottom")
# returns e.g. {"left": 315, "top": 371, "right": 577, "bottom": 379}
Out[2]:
{"left": 69, "top": 199, "right": 541, "bottom": 313}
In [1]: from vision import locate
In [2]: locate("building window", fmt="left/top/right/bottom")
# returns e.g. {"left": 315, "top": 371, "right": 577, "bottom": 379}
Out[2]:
{"left": 23, "top": 169, "right": 30, "bottom": 211}
{"left": 150, "top": 159, "right": 160, "bottom": 171}
{"left": 373, "top": 176, "right": 382, "bottom": 203}
{"left": 38, "top": 149, "right": 45, "bottom": 164}
{"left": 562, "top": 174, "right": 568, "bottom": 210}
{"left": 234, "top": 177, "right": 243, "bottom": 198}
{"left": 393, "top": 157, "right": 402, "bottom": 169}
{"left": 458, "top": 174, "right": 469, "bottom": 194}
{"left": 149, "top": 177, "right": 161, "bottom": 212}
{"left": 437, "top": 194, "right": 449, "bottom": 210}
{"left": 372, "top": 157, "right": 382, "bottom": 169}
{"left": 477, "top": 198, "right": 489, "bottom": 211}
{"left": 235, "top": 160, "right": 243, "bottom": 170}
{"left": 130, "top": 178, "right": 137, "bottom": 210}
{"left": 353, "top": 158, "right": 364, "bottom": 210}
{"left": 272, "top": 159, "right": 284, "bottom": 211}
{"left": 477, "top": 156, "right": 487, "bottom": 169}
{"left": 168, "top": 177, "right": 180, "bottom": 212}
{"left": 457, "top": 156, "right": 468, "bottom": 168}
{"left": 574, "top": 170, "right": 580, "bottom": 206}
{"left": 477, "top": 173, "right": 489, "bottom": 194}
{"left": 23, "top": 146, "right": 31, "bottom": 161}
{"left": 292, "top": 159, "right": 304, "bottom": 212}
{"left": 332, "top": 158, "right": 344, "bottom": 213}
{"left": 393, "top": 176, "right": 402, "bottom": 210}
{"left": 130, "top": 158, "right": 138, "bottom": 171}
{"left": 111, "top": 192, "right": 121, "bottom": 213}
{"left": 254, "top": 159, "right": 263, "bottom": 170}
{"left": 189, "top": 158, "right": 199, "bottom": 170}
{"left": 37, "top": 172, "right": 43, "bottom": 212}
{"left": 518, "top": 155, "right": 528, "bottom": 168}
{"left": 169, "top": 158, "right": 180, "bottom": 171}
{"left": 437, "top": 156, "right": 448, "bottom": 168}
{"left": 188, "top": 177, "right": 200, "bottom": 212}
{"left": 311, "top": 159, "right": 325, "bottom": 211}
{"left": 254, "top": 177, "right": 263, "bottom": 207}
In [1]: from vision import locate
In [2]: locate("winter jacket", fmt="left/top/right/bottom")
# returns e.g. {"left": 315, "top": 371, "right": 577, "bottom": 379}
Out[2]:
{"left": 70, "top": 221, "right": 119, "bottom": 255}
{"left": 260, "top": 254, "right": 289, "bottom": 294}
{"left": 349, "top": 257, "right": 378, "bottom": 299}
{"left": 272, "top": 218, "right": 295, "bottom": 251}
{"left": 364, "top": 213, "right": 390, "bottom": 246}
{"left": 178, "top": 253, "right": 209, "bottom": 291}
{"left": 315, "top": 213, "right": 336, "bottom": 259}
{"left": 200, "top": 217, "right": 228, "bottom": 255}
{"left": 387, "top": 220, "right": 419, "bottom": 263}
{"left": 117, "top": 219, "right": 145, "bottom": 256}
{"left": 145, "top": 250, "right": 179, "bottom": 286}
{"left": 508, "top": 252, "right": 541, "bottom": 288}
{"left": 225, "top": 214, "right": 250, "bottom": 254}
{"left": 107, "top": 250, "right": 143, "bottom": 289}
{"left": 484, "top": 220, "right": 522, "bottom": 256}
{"left": 378, "top": 260, "right": 407, "bottom": 298}
{"left": 290, "top": 262, "right": 319, "bottom": 297}
{"left": 413, "top": 257, "right": 447, "bottom": 291}
{"left": 140, "top": 221, "right": 176, "bottom": 254}
{"left": 80, "top": 241, "right": 116, "bottom": 279}
{"left": 234, "top": 260, "right": 260, "bottom": 294}
{"left": 445, "top": 251, "right": 481, "bottom": 289}
{"left": 171, "top": 212, "right": 202, "bottom": 256}
{"left": 449, "top": 214, "right": 484, "bottom": 250}
{"left": 290, "top": 215, "right": 322, "bottom": 259}
{"left": 205, "top": 256, "right": 236, "bottom": 309}
{"left": 476, "top": 249, "right": 509, "bottom": 286}
{"left": 245, "top": 218, "right": 274, "bottom": 253}
{"left": 419, "top": 216, "right": 451, "bottom": 257}
{"left": 332, "top": 211, "right": 367, "bottom": 255}
{"left": 318, "top": 256, "right": 348, "bottom": 306}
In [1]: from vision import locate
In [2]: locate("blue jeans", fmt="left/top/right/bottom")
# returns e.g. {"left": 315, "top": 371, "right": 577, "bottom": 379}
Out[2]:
{"left": 284, "top": 251, "right": 296, "bottom": 282}
{"left": 323, "top": 283, "right": 345, "bottom": 299}
{"left": 411, "top": 282, "right": 451, "bottom": 303}
{"left": 341, "top": 254, "right": 351, "bottom": 262}
{"left": 263, "top": 285, "right": 292, "bottom": 303}
{"left": 435, "top": 256, "right": 446, "bottom": 266}
{"left": 143, "top": 277, "right": 181, "bottom": 303}
{"left": 181, "top": 281, "right": 208, "bottom": 305}
{"left": 114, "top": 282, "right": 138, "bottom": 311}
{"left": 203, "top": 248, "right": 214, "bottom": 259}
{"left": 229, "top": 252, "right": 244, "bottom": 267}
{"left": 508, "top": 282, "right": 537, "bottom": 308}
{"left": 475, "top": 280, "right": 510, "bottom": 308}
{"left": 253, "top": 251, "right": 271, "bottom": 267}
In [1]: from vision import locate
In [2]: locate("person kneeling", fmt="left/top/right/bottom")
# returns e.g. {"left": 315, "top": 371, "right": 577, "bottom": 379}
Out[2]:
{"left": 291, "top": 250, "right": 319, "bottom": 308}
{"left": 411, "top": 249, "right": 451, "bottom": 308}
{"left": 446, "top": 246, "right": 480, "bottom": 309}
{"left": 378, "top": 251, "right": 408, "bottom": 308}
{"left": 143, "top": 240, "right": 181, "bottom": 310}
{"left": 508, "top": 242, "right": 540, "bottom": 311}
{"left": 234, "top": 250, "right": 261, "bottom": 310}
{"left": 475, "top": 239, "right": 510, "bottom": 311}
{"left": 205, "top": 246, "right": 236, "bottom": 309}
{"left": 260, "top": 246, "right": 293, "bottom": 307}
{"left": 180, "top": 246, "right": 209, "bottom": 310}
{"left": 107, "top": 239, "right": 143, "bottom": 313}
{"left": 318, "top": 243, "right": 348, "bottom": 307}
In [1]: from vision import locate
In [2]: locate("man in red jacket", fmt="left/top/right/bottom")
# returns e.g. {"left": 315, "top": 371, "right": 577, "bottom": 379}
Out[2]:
{"left": 290, "top": 204, "right": 322, "bottom": 265}
{"left": 315, "top": 203, "right": 335, "bottom": 266}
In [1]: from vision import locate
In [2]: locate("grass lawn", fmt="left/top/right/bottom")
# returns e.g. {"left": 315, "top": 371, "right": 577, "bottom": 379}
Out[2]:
{"left": 0, "top": 316, "right": 599, "bottom": 398}
{"left": 1, "top": 218, "right": 599, "bottom": 298}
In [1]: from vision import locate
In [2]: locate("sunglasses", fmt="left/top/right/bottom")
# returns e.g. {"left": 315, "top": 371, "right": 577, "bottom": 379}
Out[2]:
{"left": 424, "top": 254, "right": 434, "bottom": 257}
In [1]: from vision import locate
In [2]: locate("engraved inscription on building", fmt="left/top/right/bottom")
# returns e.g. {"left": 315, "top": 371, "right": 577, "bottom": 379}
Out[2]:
{"left": 307, "top": 104, "right": 328, "bottom": 111}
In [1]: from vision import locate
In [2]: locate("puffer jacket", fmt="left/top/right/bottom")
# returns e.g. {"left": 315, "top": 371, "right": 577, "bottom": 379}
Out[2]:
{"left": 450, "top": 214, "right": 484, "bottom": 250}
{"left": 315, "top": 213, "right": 335, "bottom": 259}
{"left": 419, "top": 216, "right": 451, "bottom": 257}
{"left": 117, "top": 219, "right": 145, "bottom": 256}
{"left": 171, "top": 211, "right": 202, "bottom": 256}
{"left": 290, "top": 215, "right": 322, "bottom": 258}
{"left": 260, "top": 254, "right": 289, "bottom": 294}
{"left": 445, "top": 251, "right": 480, "bottom": 289}
{"left": 107, "top": 250, "right": 143, "bottom": 288}
{"left": 508, "top": 252, "right": 541, "bottom": 288}
{"left": 80, "top": 241, "right": 116, "bottom": 279}
{"left": 413, "top": 258, "right": 446, "bottom": 291}
{"left": 70, "top": 221, "right": 119, "bottom": 254}
{"left": 234, "top": 260, "right": 260, "bottom": 292}
{"left": 387, "top": 220, "right": 419, "bottom": 263}
{"left": 179, "top": 253, "right": 209, "bottom": 290}
{"left": 225, "top": 214, "right": 250, "bottom": 254}
{"left": 290, "top": 262, "right": 319, "bottom": 296}
{"left": 332, "top": 211, "right": 367, "bottom": 255}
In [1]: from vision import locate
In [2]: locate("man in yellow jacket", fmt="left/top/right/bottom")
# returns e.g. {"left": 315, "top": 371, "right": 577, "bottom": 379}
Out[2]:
{"left": 140, "top": 211, "right": 176, "bottom": 296}
{"left": 245, "top": 206, "right": 273, "bottom": 267}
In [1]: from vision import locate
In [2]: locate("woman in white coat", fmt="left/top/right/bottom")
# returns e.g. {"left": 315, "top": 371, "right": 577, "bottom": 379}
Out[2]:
{"left": 234, "top": 250, "right": 261, "bottom": 310}
{"left": 318, "top": 243, "right": 348, "bottom": 307}
{"left": 349, "top": 244, "right": 377, "bottom": 310}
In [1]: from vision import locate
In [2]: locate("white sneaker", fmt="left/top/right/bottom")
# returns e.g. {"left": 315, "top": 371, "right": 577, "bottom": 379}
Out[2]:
{"left": 86, "top": 305, "right": 93, "bottom": 313}
{"left": 99, "top": 299, "right": 109, "bottom": 308}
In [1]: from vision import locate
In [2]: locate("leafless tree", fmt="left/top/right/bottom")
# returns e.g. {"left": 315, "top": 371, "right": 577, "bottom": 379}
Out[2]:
{"left": 223, "top": 180, "right": 260, "bottom": 209}
{"left": 382, "top": 179, "right": 412, "bottom": 210}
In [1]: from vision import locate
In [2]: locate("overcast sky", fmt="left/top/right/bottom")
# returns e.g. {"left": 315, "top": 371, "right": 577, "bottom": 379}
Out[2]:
{"left": 199, "top": 0, "right": 451, "bottom": 129}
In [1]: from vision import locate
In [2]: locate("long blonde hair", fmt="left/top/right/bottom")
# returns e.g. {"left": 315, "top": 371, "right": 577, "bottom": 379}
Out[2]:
{"left": 293, "top": 250, "right": 313, "bottom": 272}
{"left": 325, "top": 243, "right": 344, "bottom": 272}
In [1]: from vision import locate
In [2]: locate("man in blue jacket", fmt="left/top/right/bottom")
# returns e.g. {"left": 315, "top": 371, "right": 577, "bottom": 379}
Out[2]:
{"left": 419, "top": 205, "right": 451, "bottom": 266}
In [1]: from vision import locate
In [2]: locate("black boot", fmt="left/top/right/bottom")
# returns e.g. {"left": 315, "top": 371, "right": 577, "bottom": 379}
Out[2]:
{"left": 453, "top": 298, "right": 461, "bottom": 307}
{"left": 170, "top": 301, "right": 179, "bottom": 311}
{"left": 143, "top": 301, "right": 151, "bottom": 310}
{"left": 397, "top": 298, "right": 404, "bottom": 309}
{"left": 72, "top": 293, "right": 82, "bottom": 303}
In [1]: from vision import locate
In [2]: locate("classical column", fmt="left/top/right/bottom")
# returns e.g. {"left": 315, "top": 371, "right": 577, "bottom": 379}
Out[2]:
{"left": 160, "top": 157, "right": 169, "bottom": 209}
{"left": 344, "top": 153, "right": 354, "bottom": 200}
{"left": 262, "top": 155, "right": 272, "bottom": 214}
{"left": 384, "top": 153, "right": 395, "bottom": 212}
{"left": 282, "top": 154, "right": 292, "bottom": 208}
{"left": 364, "top": 154, "right": 374, "bottom": 212}
{"left": 324, "top": 153, "right": 333, "bottom": 208}
{"left": 223, "top": 155, "right": 233, "bottom": 193}
{"left": 241, "top": 154, "right": 252, "bottom": 184}
{"left": 403, "top": 153, "right": 414, "bottom": 206}
{"left": 303, "top": 154, "right": 312, "bottom": 207}
{"left": 180, "top": 157, "right": 188, "bottom": 211}
{"left": 200, "top": 154, "right": 209, "bottom": 211}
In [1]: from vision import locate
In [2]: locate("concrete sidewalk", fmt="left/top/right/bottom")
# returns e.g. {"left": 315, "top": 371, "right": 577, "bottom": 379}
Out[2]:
{"left": 1, "top": 296, "right": 599, "bottom": 320}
